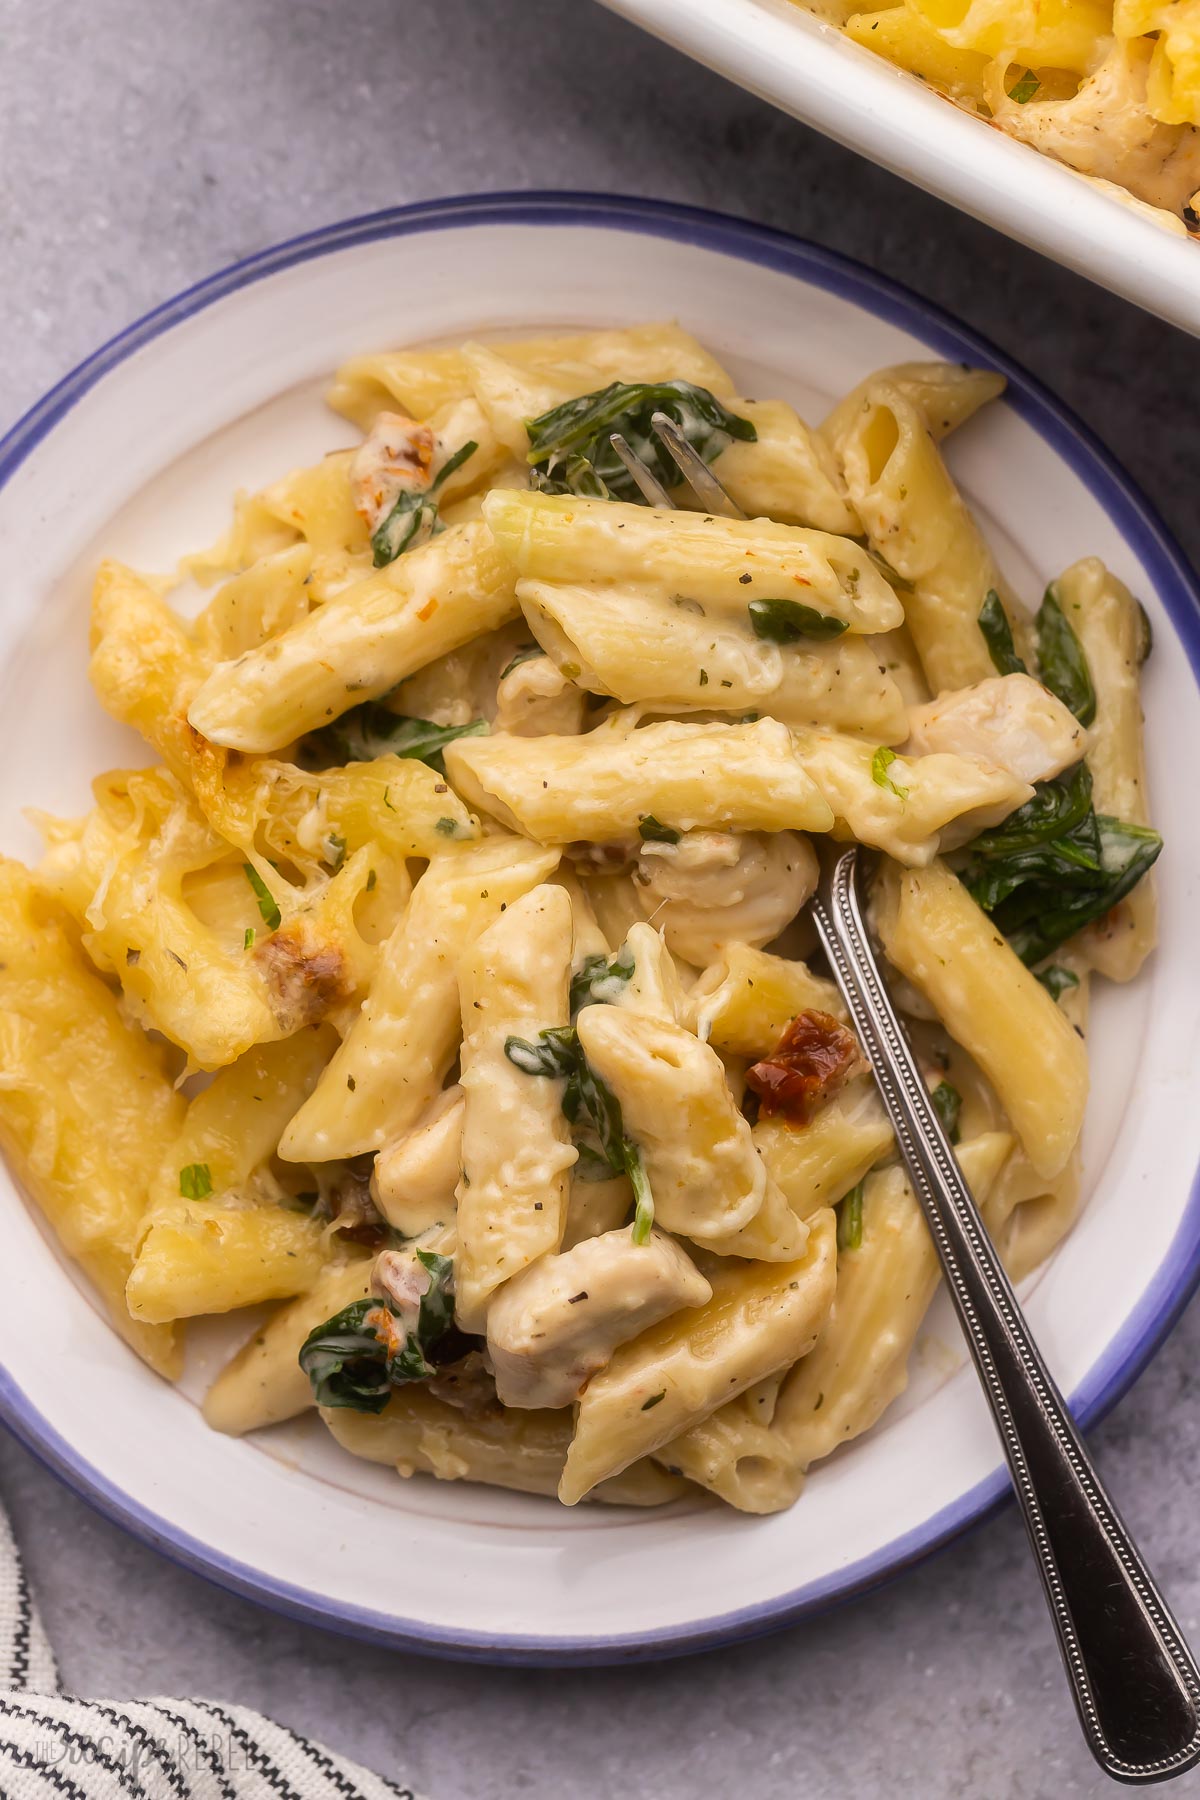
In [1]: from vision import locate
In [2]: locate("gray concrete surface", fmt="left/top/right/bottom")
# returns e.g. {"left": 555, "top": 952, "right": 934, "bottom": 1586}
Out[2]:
{"left": 1, "top": 1, "right": 1199, "bottom": 1795}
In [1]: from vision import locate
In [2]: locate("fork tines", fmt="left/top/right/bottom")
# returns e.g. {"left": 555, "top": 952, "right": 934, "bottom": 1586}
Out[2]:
{"left": 608, "top": 413, "right": 746, "bottom": 519}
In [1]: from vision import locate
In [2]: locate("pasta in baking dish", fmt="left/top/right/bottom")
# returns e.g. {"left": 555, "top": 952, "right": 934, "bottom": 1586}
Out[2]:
{"left": 791, "top": 0, "right": 1200, "bottom": 232}
{"left": 0, "top": 322, "right": 1162, "bottom": 1515}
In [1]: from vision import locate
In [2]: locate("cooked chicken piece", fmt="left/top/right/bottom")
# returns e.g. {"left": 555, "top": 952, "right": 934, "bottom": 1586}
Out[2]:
{"left": 635, "top": 829, "right": 818, "bottom": 966}
{"left": 371, "top": 1087, "right": 463, "bottom": 1236}
{"left": 493, "top": 654, "right": 586, "bottom": 737}
{"left": 350, "top": 410, "right": 436, "bottom": 532}
{"left": 904, "top": 674, "right": 1083, "bottom": 785}
{"left": 993, "top": 40, "right": 1200, "bottom": 220}
{"left": 486, "top": 1227, "right": 711, "bottom": 1410}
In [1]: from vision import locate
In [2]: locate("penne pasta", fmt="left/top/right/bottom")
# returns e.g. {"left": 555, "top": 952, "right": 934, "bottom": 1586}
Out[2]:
{"left": 1052, "top": 557, "right": 1157, "bottom": 980}
{"left": 188, "top": 522, "right": 519, "bottom": 752}
{"left": 560, "top": 1209, "right": 837, "bottom": 1504}
{"left": 484, "top": 490, "right": 904, "bottom": 635}
{"left": 454, "top": 885, "right": 578, "bottom": 1330}
{"left": 829, "top": 381, "right": 1018, "bottom": 693}
{"left": 281, "top": 837, "right": 559, "bottom": 1161}
{"left": 3, "top": 329, "right": 1157, "bottom": 1523}
{"left": 873, "top": 859, "right": 1088, "bottom": 1177}
{"left": 445, "top": 716, "right": 835, "bottom": 843}
{"left": 0, "top": 860, "right": 184, "bottom": 1377}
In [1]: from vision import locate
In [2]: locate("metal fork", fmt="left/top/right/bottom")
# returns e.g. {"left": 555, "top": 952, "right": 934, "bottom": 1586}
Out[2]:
{"left": 616, "top": 420, "right": 1200, "bottom": 1784}
{"left": 814, "top": 848, "right": 1200, "bottom": 1785}
{"left": 610, "top": 413, "right": 746, "bottom": 516}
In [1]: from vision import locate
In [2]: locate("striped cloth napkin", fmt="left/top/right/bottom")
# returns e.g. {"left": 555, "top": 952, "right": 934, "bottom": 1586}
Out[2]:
{"left": 0, "top": 1502, "right": 416, "bottom": 1799}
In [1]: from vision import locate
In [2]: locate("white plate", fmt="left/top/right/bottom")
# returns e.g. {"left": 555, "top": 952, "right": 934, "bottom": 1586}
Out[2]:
{"left": 1, "top": 195, "right": 1198, "bottom": 1665}
{"left": 600, "top": 0, "right": 1200, "bottom": 337}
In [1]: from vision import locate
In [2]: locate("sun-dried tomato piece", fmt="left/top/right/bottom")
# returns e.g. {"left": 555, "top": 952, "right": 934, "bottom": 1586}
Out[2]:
{"left": 746, "top": 1008, "right": 867, "bottom": 1124}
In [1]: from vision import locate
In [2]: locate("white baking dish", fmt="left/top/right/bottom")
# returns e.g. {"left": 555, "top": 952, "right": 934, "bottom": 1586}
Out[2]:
{"left": 600, "top": 0, "right": 1200, "bottom": 336}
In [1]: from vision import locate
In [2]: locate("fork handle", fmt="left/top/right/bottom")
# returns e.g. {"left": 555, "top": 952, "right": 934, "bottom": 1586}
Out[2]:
{"left": 812, "top": 849, "right": 1200, "bottom": 1784}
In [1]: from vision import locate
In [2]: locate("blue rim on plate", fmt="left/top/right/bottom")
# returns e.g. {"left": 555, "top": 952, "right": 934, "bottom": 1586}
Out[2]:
{"left": 1, "top": 192, "right": 1198, "bottom": 1667}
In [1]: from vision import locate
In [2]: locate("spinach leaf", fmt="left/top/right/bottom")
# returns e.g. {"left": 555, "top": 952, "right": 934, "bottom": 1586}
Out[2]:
{"left": 627, "top": 1142, "right": 655, "bottom": 1245}
{"left": 562, "top": 1048, "right": 626, "bottom": 1174}
{"left": 1036, "top": 587, "right": 1096, "bottom": 726}
{"left": 303, "top": 707, "right": 487, "bottom": 774}
{"left": 748, "top": 598, "right": 848, "bottom": 643}
{"left": 960, "top": 763, "right": 1161, "bottom": 964}
{"left": 298, "top": 1249, "right": 455, "bottom": 1412}
{"left": 504, "top": 1020, "right": 653, "bottom": 1240}
{"left": 871, "top": 745, "right": 909, "bottom": 800}
{"left": 978, "top": 590, "right": 1027, "bottom": 676}
{"left": 930, "top": 1081, "right": 962, "bottom": 1144}
{"left": 980, "top": 583, "right": 1097, "bottom": 730}
{"left": 961, "top": 768, "right": 1102, "bottom": 915}
{"left": 971, "top": 760, "right": 1097, "bottom": 855}
{"left": 836, "top": 1181, "right": 864, "bottom": 1251}
{"left": 1002, "top": 817, "right": 1162, "bottom": 965}
{"left": 371, "top": 439, "right": 477, "bottom": 566}
{"left": 390, "top": 1251, "right": 455, "bottom": 1381}
{"left": 1035, "top": 964, "right": 1080, "bottom": 1003}
{"left": 525, "top": 381, "right": 756, "bottom": 504}
{"left": 1008, "top": 68, "right": 1040, "bottom": 101}
{"left": 298, "top": 1301, "right": 393, "bottom": 1412}
{"left": 500, "top": 644, "right": 547, "bottom": 680}
{"left": 569, "top": 947, "right": 636, "bottom": 1017}
{"left": 504, "top": 1028, "right": 579, "bottom": 1079}
{"left": 638, "top": 815, "right": 680, "bottom": 843}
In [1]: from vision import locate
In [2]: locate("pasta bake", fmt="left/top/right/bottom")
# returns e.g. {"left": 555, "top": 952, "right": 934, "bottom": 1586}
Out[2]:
{"left": 0, "top": 322, "right": 1162, "bottom": 1514}
{"left": 791, "top": 0, "right": 1200, "bottom": 232}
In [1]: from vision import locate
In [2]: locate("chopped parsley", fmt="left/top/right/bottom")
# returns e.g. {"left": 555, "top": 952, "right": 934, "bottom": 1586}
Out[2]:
{"left": 871, "top": 744, "right": 909, "bottom": 799}
{"left": 241, "top": 863, "right": 281, "bottom": 932}
{"left": 179, "top": 1162, "right": 213, "bottom": 1201}
{"left": 748, "top": 597, "right": 848, "bottom": 643}
{"left": 836, "top": 1181, "right": 864, "bottom": 1251}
